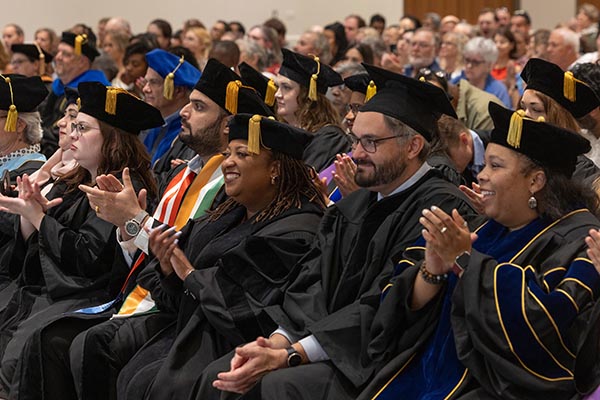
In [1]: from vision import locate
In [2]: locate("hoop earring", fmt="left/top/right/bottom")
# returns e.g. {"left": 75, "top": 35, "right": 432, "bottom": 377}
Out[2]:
{"left": 528, "top": 192, "right": 537, "bottom": 209}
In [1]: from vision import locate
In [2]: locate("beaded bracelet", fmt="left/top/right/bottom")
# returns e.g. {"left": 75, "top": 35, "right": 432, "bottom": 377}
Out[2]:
{"left": 419, "top": 261, "right": 448, "bottom": 285}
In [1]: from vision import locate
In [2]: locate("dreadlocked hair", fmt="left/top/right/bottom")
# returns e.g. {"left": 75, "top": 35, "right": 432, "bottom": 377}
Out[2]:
{"left": 209, "top": 151, "right": 327, "bottom": 223}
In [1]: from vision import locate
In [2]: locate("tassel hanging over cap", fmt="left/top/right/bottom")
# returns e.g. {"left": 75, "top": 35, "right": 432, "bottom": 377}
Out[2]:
{"left": 1, "top": 75, "right": 17, "bottom": 132}
{"left": 35, "top": 43, "right": 45, "bottom": 76}
{"left": 104, "top": 87, "right": 130, "bottom": 115}
{"left": 365, "top": 80, "right": 377, "bottom": 102}
{"left": 225, "top": 80, "right": 242, "bottom": 114}
{"left": 163, "top": 55, "right": 185, "bottom": 100}
{"left": 308, "top": 55, "right": 321, "bottom": 102}
{"left": 76, "top": 97, "right": 81, "bottom": 110}
{"left": 248, "top": 115, "right": 262, "bottom": 155}
{"left": 563, "top": 71, "right": 580, "bottom": 102}
{"left": 265, "top": 79, "right": 277, "bottom": 106}
{"left": 507, "top": 109, "right": 526, "bottom": 149}
{"left": 74, "top": 34, "right": 87, "bottom": 56}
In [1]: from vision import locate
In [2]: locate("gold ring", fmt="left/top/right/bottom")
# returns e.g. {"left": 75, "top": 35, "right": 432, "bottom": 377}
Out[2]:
{"left": 95, "top": 205, "right": 100, "bottom": 213}
{"left": 440, "top": 226, "right": 448, "bottom": 234}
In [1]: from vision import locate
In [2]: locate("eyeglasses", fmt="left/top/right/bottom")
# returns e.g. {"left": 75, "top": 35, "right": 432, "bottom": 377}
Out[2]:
{"left": 10, "top": 58, "right": 29, "bottom": 66}
{"left": 71, "top": 122, "right": 100, "bottom": 137}
{"left": 464, "top": 57, "right": 486, "bottom": 67}
{"left": 348, "top": 133, "right": 404, "bottom": 153}
{"left": 345, "top": 103, "right": 361, "bottom": 115}
{"left": 441, "top": 41, "right": 457, "bottom": 46}
{"left": 410, "top": 41, "right": 433, "bottom": 48}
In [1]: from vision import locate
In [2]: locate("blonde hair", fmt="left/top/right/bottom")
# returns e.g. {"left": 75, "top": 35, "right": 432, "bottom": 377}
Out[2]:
{"left": 185, "top": 27, "right": 212, "bottom": 61}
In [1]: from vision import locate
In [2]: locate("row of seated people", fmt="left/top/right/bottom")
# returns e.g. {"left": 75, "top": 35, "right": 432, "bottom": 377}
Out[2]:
{"left": 0, "top": 39, "right": 599, "bottom": 400}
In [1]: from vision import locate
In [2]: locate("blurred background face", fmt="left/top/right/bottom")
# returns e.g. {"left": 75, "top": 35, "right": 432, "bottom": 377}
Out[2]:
{"left": 409, "top": 30, "right": 436, "bottom": 68}
{"left": 10, "top": 53, "right": 37, "bottom": 77}
{"left": 147, "top": 23, "right": 170, "bottom": 49}
{"left": 293, "top": 32, "right": 316, "bottom": 56}
{"left": 464, "top": 53, "right": 489, "bottom": 82}
{"left": 123, "top": 53, "right": 147, "bottom": 84}
{"left": 35, "top": 30, "right": 52, "bottom": 53}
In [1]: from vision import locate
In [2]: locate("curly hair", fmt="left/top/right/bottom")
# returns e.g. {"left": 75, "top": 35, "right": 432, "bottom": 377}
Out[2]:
{"left": 294, "top": 86, "right": 341, "bottom": 132}
{"left": 209, "top": 150, "right": 326, "bottom": 222}
{"left": 61, "top": 120, "right": 157, "bottom": 199}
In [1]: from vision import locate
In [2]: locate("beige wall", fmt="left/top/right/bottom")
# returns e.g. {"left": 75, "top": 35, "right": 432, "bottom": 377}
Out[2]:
{"left": 2, "top": 0, "right": 404, "bottom": 43}
{"left": 521, "top": 0, "right": 577, "bottom": 30}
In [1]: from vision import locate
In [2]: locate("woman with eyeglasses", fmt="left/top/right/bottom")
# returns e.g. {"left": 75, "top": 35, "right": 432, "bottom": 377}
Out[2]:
{"left": 0, "top": 81, "right": 163, "bottom": 397}
{"left": 275, "top": 48, "right": 351, "bottom": 173}
{"left": 359, "top": 102, "right": 600, "bottom": 400}
{"left": 451, "top": 37, "right": 512, "bottom": 108}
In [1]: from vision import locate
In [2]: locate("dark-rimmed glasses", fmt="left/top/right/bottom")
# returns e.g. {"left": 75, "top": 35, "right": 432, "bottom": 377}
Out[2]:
{"left": 348, "top": 133, "right": 404, "bottom": 153}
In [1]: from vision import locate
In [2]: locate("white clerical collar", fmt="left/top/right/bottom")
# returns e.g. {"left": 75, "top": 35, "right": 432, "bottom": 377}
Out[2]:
{"left": 377, "top": 162, "right": 433, "bottom": 201}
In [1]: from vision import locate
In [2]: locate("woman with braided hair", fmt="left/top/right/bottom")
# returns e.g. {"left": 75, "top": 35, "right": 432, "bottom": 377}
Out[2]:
{"left": 114, "top": 113, "right": 326, "bottom": 400}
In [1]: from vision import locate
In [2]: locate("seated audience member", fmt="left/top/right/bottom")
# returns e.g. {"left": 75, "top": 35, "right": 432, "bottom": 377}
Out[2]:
{"left": 208, "top": 40, "right": 240, "bottom": 70}
{"left": 183, "top": 27, "right": 212, "bottom": 70}
{"left": 246, "top": 25, "right": 282, "bottom": 74}
{"left": 193, "top": 64, "right": 477, "bottom": 400}
{"left": 9, "top": 44, "right": 53, "bottom": 84}
{"left": 546, "top": 27, "right": 580, "bottom": 71}
{"left": 519, "top": 58, "right": 600, "bottom": 182}
{"left": 40, "top": 31, "right": 109, "bottom": 158}
{"left": 451, "top": 37, "right": 511, "bottom": 107}
{"left": 22, "top": 59, "right": 275, "bottom": 400}
{"left": 0, "top": 75, "right": 47, "bottom": 182}
{"left": 146, "top": 19, "right": 172, "bottom": 50}
{"left": 102, "top": 29, "right": 131, "bottom": 88}
{"left": 119, "top": 114, "right": 327, "bottom": 400}
{"left": 0, "top": 81, "right": 163, "bottom": 397}
{"left": 236, "top": 39, "right": 268, "bottom": 75}
{"left": 324, "top": 22, "right": 348, "bottom": 66}
{"left": 343, "top": 43, "right": 374, "bottom": 64}
{"left": 438, "top": 31, "right": 467, "bottom": 81}
{"left": 403, "top": 28, "right": 442, "bottom": 78}
{"left": 29, "top": 87, "right": 79, "bottom": 192}
{"left": 275, "top": 48, "right": 350, "bottom": 172}
{"left": 34, "top": 27, "right": 58, "bottom": 55}
{"left": 139, "top": 49, "right": 200, "bottom": 180}
{"left": 572, "top": 63, "right": 600, "bottom": 167}
{"left": 121, "top": 41, "right": 154, "bottom": 98}
{"left": 293, "top": 30, "right": 331, "bottom": 65}
{"left": 328, "top": 62, "right": 366, "bottom": 119}
{"left": 359, "top": 102, "right": 600, "bottom": 400}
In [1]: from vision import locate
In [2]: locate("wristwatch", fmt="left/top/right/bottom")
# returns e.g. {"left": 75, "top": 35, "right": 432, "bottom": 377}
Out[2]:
{"left": 286, "top": 347, "right": 302, "bottom": 367}
{"left": 124, "top": 210, "right": 149, "bottom": 237}
{"left": 452, "top": 251, "right": 471, "bottom": 276}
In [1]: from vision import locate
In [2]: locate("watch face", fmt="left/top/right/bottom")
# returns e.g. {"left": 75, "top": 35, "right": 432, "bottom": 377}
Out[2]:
{"left": 125, "top": 221, "right": 140, "bottom": 236}
{"left": 288, "top": 352, "right": 302, "bottom": 367}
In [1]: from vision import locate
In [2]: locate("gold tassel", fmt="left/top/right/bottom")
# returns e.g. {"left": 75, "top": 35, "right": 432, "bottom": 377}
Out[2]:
{"left": 1, "top": 76, "right": 17, "bottom": 132}
{"left": 308, "top": 55, "right": 321, "bottom": 102}
{"left": 5, "top": 105, "right": 17, "bottom": 132}
{"left": 564, "top": 71, "right": 577, "bottom": 102}
{"left": 163, "top": 55, "right": 184, "bottom": 100}
{"left": 36, "top": 43, "right": 46, "bottom": 76}
{"left": 419, "top": 77, "right": 426, "bottom": 82}
{"left": 163, "top": 72, "right": 175, "bottom": 100}
{"left": 365, "top": 80, "right": 376, "bottom": 102}
{"left": 507, "top": 109, "right": 526, "bottom": 149}
{"left": 74, "top": 34, "right": 86, "bottom": 56}
{"left": 76, "top": 97, "right": 81, "bottom": 110}
{"left": 225, "top": 80, "right": 242, "bottom": 114}
{"left": 104, "top": 87, "right": 130, "bottom": 115}
{"left": 265, "top": 79, "right": 277, "bottom": 106}
{"left": 248, "top": 115, "right": 262, "bottom": 155}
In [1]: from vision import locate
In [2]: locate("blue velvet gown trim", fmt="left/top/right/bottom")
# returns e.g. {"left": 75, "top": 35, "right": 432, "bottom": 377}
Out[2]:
{"left": 377, "top": 217, "right": 549, "bottom": 399}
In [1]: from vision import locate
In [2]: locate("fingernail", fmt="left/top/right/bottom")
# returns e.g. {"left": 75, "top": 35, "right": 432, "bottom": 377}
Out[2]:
{"left": 422, "top": 209, "right": 429, "bottom": 215}
{"left": 431, "top": 205, "right": 438, "bottom": 211}
{"left": 174, "top": 239, "right": 179, "bottom": 245}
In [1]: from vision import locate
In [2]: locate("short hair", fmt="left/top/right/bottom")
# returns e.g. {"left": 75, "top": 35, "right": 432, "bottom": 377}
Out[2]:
{"left": 236, "top": 38, "right": 267, "bottom": 71}
{"left": 512, "top": 9, "right": 532, "bottom": 25}
{"left": 70, "top": 23, "right": 97, "bottom": 48}
{"left": 370, "top": 14, "right": 386, "bottom": 26}
{"left": 554, "top": 28, "right": 580, "bottom": 54}
{"left": 184, "top": 19, "right": 205, "bottom": 31}
{"left": 19, "top": 112, "right": 43, "bottom": 145}
{"left": 464, "top": 37, "right": 498, "bottom": 63}
{"left": 129, "top": 33, "right": 160, "bottom": 49}
{"left": 400, "top": 15, "right": 422, "bottom": 30}
{"left": 415, "top": 27, "right": 440, "bottom": 49}
{"left": 303, "top": 31, "right": 331, "bottom": 65}
{"left": 532, "top": 29, "right": 551, "bottom": 47}
{"left": 479, "top": 7, "right": 498, "bottom": 20}
{"left": 264, "top": 18, "right": 286, "bottom": 38}
{"left": 334, "top": 61, "right": 366, "bottom": 77}
{"left": 383, "top": 114, "right": 430, "bottom": 161}
{"left": 5, "top": 23, "right": 24, "bottom": 38}
{"left": 209, "top": 40, "right": 240, "bottom": 69}
{"left": 346, "top": 14, "right": 367, "bottom": 28}
{"left": 579, "top": 3, "right": 600, "bottom": 22}
{"left": 150, "top": 19, "right": 173, "bottom": 39}
{"left": 124, "top": 41, "right": 154, "bottom": 63}
{"left": 249, "top": 25, "right": 282, "bottom": 65}
{"left": 425, "top": 12, "right": 442, "bottom": 31}
{"left": 105, "top": 17, "right": 131, "bottom": 35}
{"left": 432, "top": 114, "right": 468, "bottom": 154}
{"left": 230, "top": 21, "right": 246, "bottom": 35}
{"left": 361, "top": 36, "right": 388, "bottom": 59}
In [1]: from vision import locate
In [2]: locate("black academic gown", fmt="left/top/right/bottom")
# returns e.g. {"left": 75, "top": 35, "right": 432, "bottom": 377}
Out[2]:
{"left": 151, "top": 137, "right": 195, "bottom": 188}
{"left": 359, "top": 209, "right": 600, "bottom": 400}
{"left": 0, "top": 174, "right": 145, "bottom": 398}
{"left": 191, "top": 168, "right": 479, "bottom": 400}
{"left": 117, "top": 198, "right": 323, "bottom": 400}
{"left": 302, "top": 125, "right": 351, "bottom": 173}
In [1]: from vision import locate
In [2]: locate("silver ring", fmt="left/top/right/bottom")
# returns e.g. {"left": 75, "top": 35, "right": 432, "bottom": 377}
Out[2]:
{"left": 440, "top": 226, "right": 448, "bottom": 234}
